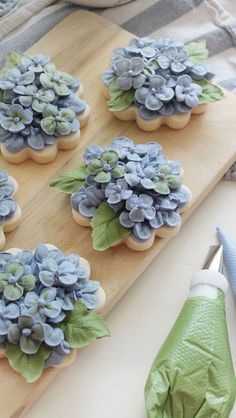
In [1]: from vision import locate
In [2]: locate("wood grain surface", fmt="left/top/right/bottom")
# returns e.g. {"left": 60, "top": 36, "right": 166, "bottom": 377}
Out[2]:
{"left": 1, "top": 10, "right": 236, "bottom": 418}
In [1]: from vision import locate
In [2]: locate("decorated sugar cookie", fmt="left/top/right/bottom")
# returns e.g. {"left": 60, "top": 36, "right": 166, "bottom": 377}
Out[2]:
{"left": 101, "top": 38, "right": 223, "bottom": 131}
{"left": 50, "top": 137, "right": 192, "bottom": 251}
{"left": 0, "top": 52, "right": 90, "bottom": 163}
{"left": 0, "top": 244, "right": 108, "bottom": 382}
{"left": 0, "top": 169, "right": 21, "bottom": 249}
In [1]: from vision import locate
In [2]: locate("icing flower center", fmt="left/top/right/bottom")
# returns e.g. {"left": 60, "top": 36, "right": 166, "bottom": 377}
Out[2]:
{"left": 22, "top": 328, "right": 32, "bottom": 337}
{"left": 38, "top": 298, "right": 46, "bottom": 308}
{"left": 0, "top": 311, "right": 5, "bottom": 319}
{"left": 128, "top": 70, "right": 134, "bottom": 76}
{"left": 8, "top": 276, "right": 18, "bottom": 285}
{"left": 14, "top": 117, "right": 20, "bottom": 123}
{"left": 156, "top": 171, "right": 165, "bottom": 180}
{"left": 52, "top": 75, "right": 60, "bottom": 82}
{"left": 115, "top": 185, "right": 122, "bottom": 193}
{"left": 103, "top": 163, "right": 111, "bottom": 172}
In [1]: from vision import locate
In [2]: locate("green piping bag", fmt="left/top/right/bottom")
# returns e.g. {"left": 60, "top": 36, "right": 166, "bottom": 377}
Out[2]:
{"left": 145, "top": 246, "right": 236, "bottom": 418}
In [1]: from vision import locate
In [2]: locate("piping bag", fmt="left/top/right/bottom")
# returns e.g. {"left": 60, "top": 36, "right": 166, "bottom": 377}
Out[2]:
{"left": 217, "top": 227, "right": 236, "bottom": 299}
{"left": 145, "top": 245, "right": 236, "bottom": 418}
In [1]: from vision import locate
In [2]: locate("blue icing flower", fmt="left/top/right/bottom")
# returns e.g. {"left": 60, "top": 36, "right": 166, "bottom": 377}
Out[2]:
{"left": 38, "top": 259, "right": 78, "bottom": 287}
{"left": 84, "top": 145, "right": 103, "bottom": 163}
{"left": 135, "top": 75, "right": 174, "bottom": 111}
{"left": 114, "top": 57, "right": 146, "bottom": 91}
{"left": 0, "top": 300, "right": 19, "bottom": 337}
{"left": 0, "top": 68, "right": 35, "bottom": 91}
{"left": 175, "top": 75, "right": 202, "bottom": 107}
{"left": 14, "top": 84, "right": 55, "bottom": 113}
{"left": 127, "top": 37, "right": 158, "bottom": 59}
{"left": 56, "top": 93, "right": 86, "bottom": 115}
{"left": 120, "top": 194, "right": 155, "bottom": 227}
{"left": 150, "top": 196, "right": 181, "bottom": 229}
{"left": 157, "top": 46, "right": 188, "bottom": 74}
{"left": 43, "top": 323, "right": 64, "bottom": 347}
{"left": 68, "top": 280, "right": 101, "bottom": 310}
{"left": 101, "top": 68, "right": 115, "bottom": 87}
{"left": 105, "top": 179, "right": 132, "bottom": 204}
{"left": 125, "top": 161, "right": 156, "bottom": 190}
{"left": 7, "top": 314, "right": 44, "bottom": 354}
{"left": 71, "top": 185, "right": 105, "bottom": 218}
{"left": 24, "top": 287, "right": 62, "bottom": 321}
{"left": 21, "top": 54, "right": 50, "bottom": 73}
{"left": 0, "top": 104, "right": 33, "bottom": 133}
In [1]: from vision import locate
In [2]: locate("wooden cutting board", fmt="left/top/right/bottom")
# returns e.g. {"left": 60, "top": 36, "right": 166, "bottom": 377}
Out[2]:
{"left": 1, "top": 10, "right": 236, "bottom": 418}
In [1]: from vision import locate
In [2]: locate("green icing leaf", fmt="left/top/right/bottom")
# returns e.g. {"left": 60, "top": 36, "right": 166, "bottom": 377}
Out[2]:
{"left": 0, "top": 51, "right": 22, "bottom": 103}
{"left": 59, "top": 301, "right": 110, "bottom": 349}
{"left": 91, "top": 201, "right": 130, "bottom": 251}
{"left": 5, "top": 343, "right": 51, "bottom": 383}
{"left": 194, "top": 79, "right": 224, "bottom": 104}
{"left": 184, "top": 40, "right": 208, "bottom": 65}
{"left": 108, "top": 77, "right": 134, "bottom": 111}
{"left": 49, "top": 166, "right": 88, "bottom": 194}
{"left": 0, "top": 51, "right": 22, "bottom": 77}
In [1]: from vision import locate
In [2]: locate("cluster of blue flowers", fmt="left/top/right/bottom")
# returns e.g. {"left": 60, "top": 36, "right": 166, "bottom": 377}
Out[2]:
{"left": 102, "top": 36, "right": 213, "bottom": 119}
{"left": 0, "top": 244, "right": 101, "bottom": 365}
{"left": 71, "top": 137, "right": 190, "bottom": 241}
{"left": 0, "top": 54, "right": 86, "bottom": 153}
{"left": 0, "top": 169, "right": 17, "bottom": 223}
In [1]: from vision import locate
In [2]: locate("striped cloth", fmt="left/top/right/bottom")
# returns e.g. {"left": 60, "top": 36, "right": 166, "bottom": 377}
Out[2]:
{"left": 0, "top": 0, "right": 236, "bottom": 177}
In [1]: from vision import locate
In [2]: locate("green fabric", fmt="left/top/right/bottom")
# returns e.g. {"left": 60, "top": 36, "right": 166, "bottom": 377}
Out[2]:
{"left": 145, "top": 292, "right": 236, "bottom": 418}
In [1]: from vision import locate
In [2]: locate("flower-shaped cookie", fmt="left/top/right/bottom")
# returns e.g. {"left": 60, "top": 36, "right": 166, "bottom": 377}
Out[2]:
{"left": 0, "top": 169, "right": 21, "bottom": 249}
{"left": 50, "top": 137, "right": 192, "bottom": 251}
{"left": 0, "top": 52, "right": 90, "bottom": 163}
{"left": 101, "top": 37, "right": 223, "bottom": 131}
{"left": 0, "top": 244, "right": 108, "bottom": 382}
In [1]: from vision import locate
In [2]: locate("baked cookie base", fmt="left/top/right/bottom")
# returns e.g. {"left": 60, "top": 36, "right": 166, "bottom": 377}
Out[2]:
{"left": 0, "top": 244, "right": 106, "bottom": 368}
{"left": 0, "top": 176, "right": 22, "bottom": 250}
{"left": 101, "top": 83, "right": 207, "bottom": 132}
{"left": 0, "top": 85, "right": 91, "bottom": 164}
{"left": 72, "top": 185, "right": 192, "bottom": 251}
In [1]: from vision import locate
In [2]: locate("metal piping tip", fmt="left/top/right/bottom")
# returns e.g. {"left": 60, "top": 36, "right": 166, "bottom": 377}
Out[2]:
{"left": 203, "top": 245, "right": 224, "bottom": 273}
